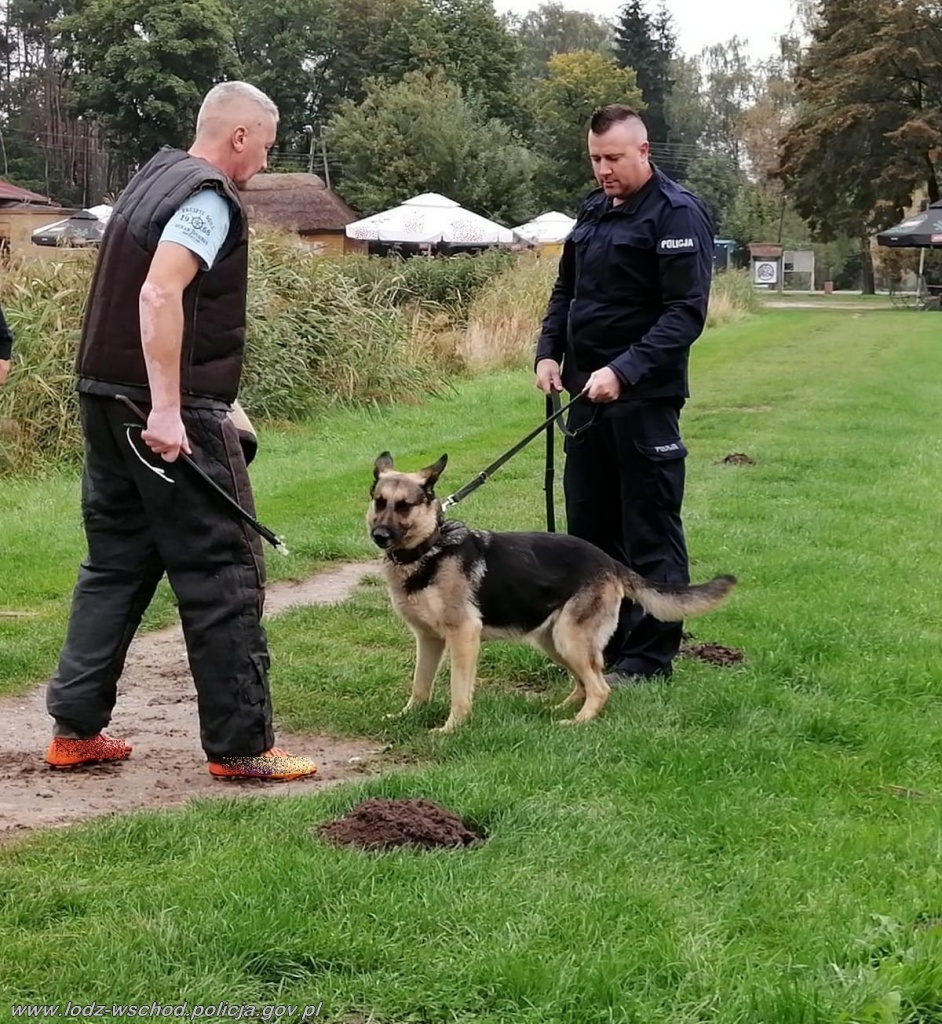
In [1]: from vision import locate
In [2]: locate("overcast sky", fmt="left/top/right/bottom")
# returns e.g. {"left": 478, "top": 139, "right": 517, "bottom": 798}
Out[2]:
{"left": 493, "top": 0, "right": 799, "bottom": 61}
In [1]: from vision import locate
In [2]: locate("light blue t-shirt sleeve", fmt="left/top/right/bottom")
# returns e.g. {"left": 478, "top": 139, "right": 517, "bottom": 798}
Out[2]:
{"left": 158, "top": 188, "right": 233, "bottom": 270}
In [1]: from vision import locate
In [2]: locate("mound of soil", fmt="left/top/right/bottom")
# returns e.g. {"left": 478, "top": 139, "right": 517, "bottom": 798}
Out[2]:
{"left": 680, "top": 642, "right": 745, "bottom": 667}
{"left": 319, "top": 798, "right": 483, "bottom": 851}
{"left": 722, "top": 452, "right": 756, "bottom": 466}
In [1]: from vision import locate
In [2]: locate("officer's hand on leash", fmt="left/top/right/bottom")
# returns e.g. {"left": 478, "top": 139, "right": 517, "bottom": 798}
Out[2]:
{"left": 535, "top": 358, "right": 563, "bottom": 394}
{"left": 142, "top": 408, "right": 192, "bottom": 463}
{"left": 583, "top": 367, "right": 622, "bottom": 403}
{"left": 0, "top": 359, "right": 10, "bottom": 386}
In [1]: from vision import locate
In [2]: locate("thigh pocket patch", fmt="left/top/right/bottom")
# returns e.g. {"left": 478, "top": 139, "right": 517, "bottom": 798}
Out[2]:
{"left": 635, "top": 437, "right": 687, "bottom": 509}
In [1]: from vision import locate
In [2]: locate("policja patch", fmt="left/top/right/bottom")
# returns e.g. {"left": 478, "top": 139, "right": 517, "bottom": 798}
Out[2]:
{"left": 657, "top": 236, "right": 698, "bottom": 254}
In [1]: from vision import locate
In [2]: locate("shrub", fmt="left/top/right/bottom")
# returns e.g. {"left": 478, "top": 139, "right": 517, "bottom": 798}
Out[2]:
{"left": 0, "top": 235, "right": 513, "bottom": 474}
{"left": 0, "top": 236, "right": 761, "bottom": 477}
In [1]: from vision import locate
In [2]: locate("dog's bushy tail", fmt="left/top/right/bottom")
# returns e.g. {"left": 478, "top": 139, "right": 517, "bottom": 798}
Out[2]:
{"left": 620, "top": 568, "right": 737, "bottom": 622}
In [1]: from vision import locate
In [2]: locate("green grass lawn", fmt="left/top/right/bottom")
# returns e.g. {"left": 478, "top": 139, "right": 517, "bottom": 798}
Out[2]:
{"left": 2, "top": 309, "right": 942, "bottom": 1023}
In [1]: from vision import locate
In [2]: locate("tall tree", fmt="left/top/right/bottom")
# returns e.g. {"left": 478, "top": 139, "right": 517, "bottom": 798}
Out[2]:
{"left": 690, "top": 35, "right": 801, "bottom": 249}
{"left": 529, "top": 49, "right": 644, "bottom": 212}
{"left": 328, "top": 68, "right": 536, "bottom": 223}
{"left": 778, "top": 0, "right": 942, "bottom": 292}
{"left": 226, "top": 0, "right": 331, "bottom": 153}
{"left": 311, "top": 0, "right": 423, "bottom": 115}
{"left": 60, "top": 0, "right": 239, "bottom": 168}
{"left": 314, "top": 0, "right": 521, "bottom": 124}
{"left": 664, "top": 55, "right": 703, "bottom": 159}
{"left": 739, "top": 36, "right": 799, "bottom": 182}
{"left": 613, "top": 0, "right": 680, "bottom": 176}
{"left": 430, "top": 0, "right": 521, "bottom": 121}
{"left": 509, "top": 2, "right": 614, "bottom": 78}
{"left": 697, "top": 37, "right": 755, "bottom": 167}
{"left": 0, "top": 0, "right": 99, "bottom": 203}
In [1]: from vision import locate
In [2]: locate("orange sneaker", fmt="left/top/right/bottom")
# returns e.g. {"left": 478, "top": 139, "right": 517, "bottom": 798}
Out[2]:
{"left": 46, "top": 733, "right": 133, "bottom": 769}
{"left": 207, "top": 747, "right": 318, "bottom": 782}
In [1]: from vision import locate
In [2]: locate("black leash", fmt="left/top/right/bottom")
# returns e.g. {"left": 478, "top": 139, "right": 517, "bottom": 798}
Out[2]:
{"left": 441, "top": 391, "right": 588, "bottom": 516}
{"left": 543, "top": 391, "right": 600, "bottom": 531}
{"left": 544, "top": 393, "right": 556, "bottom": 532}
{"left": 114, "top": 394, "right": 289, "bottom": 555}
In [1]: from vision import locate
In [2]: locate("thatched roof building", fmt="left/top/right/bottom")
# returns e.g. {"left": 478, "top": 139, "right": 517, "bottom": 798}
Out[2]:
{"left": 242, "top": 172, "right": 361, "bottom": 254}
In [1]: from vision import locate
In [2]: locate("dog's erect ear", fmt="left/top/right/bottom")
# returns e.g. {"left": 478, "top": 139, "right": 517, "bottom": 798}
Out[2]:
{"left": 373, "top": 452, "right": 394, "bottom": 482}
{"left": 419, "top": 454, "right": 448, "bottom": 493}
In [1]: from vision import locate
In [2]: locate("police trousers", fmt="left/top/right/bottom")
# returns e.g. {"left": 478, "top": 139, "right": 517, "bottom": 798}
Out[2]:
{"left": 46, "top": 394, "right": 275, "bottom": 758}
{"left": 563, "top": 397, "right": 690, "bottom": 677}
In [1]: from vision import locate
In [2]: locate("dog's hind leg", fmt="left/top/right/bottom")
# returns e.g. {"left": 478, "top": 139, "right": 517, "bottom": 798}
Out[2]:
{"left": 434, "top": 620, "right": 482, "bottom": 733}
{"left": 536, "top": 635, "right": 585, "bottom": 712}
{"left": 551, "top": 595, "right": 615, "bottom": 725}
{"left": 530, "top": 622, "right": 584, "bottom": 711}
{"left": 553, "top": 648, "right": 609, "bottom": 724}
{"left": 397, "top": 629, "right": 445, "bottom": 716}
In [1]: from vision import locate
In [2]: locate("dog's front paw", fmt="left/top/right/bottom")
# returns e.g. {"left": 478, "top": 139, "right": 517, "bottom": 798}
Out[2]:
{"left": 559, "top": 708, "right": 601, "bottom": 725}
{"left": 430, "top": 713, "right": 466, "bottom": 734}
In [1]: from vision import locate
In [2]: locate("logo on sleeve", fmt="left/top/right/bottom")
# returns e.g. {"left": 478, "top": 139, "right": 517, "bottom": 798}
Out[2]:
{"left": 657, "top": 236, "right": 698, "bottom": 254}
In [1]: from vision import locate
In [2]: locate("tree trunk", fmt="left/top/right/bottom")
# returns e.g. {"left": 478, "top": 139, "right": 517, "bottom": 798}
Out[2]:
{"left": 860, "top": 233, "right": 876, "bottom": 294}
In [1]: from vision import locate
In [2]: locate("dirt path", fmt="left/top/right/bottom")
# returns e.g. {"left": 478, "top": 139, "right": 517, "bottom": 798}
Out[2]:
{"left": 0, "top": 561, "right": 384, "bottom": 840}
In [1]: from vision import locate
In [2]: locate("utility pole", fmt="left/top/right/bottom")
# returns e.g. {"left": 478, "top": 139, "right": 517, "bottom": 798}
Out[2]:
{"left": 320, "top": 126, "right": 331, "bottom": 190}
{"left": 303, "top": 124, "right": 315, "bottom": 175}
{"left": 79, "top": 116, "right": 89, "bottom": 208}
{"left": 304, "top": 122, "right": 332, "bottom": 189}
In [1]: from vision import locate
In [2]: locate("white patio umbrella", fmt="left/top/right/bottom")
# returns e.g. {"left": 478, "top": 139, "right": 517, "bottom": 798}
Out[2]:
{"left": 86, "top": 203, "right": 113, "bottom": 222}
{"left": 344, "top": 192, "right": 515, "bottom": 245}
{"left": 513, "top": 211, "right": 576, "bottom": 245}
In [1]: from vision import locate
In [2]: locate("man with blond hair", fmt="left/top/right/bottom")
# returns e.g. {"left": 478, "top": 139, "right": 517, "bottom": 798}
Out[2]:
{"left": 47, "top": 82, "right": 318, "bottom": 782}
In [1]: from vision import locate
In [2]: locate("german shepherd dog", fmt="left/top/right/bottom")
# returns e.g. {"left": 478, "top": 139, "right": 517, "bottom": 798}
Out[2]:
{"left": 368, "top": 452, "right": 736, "bottom": 732}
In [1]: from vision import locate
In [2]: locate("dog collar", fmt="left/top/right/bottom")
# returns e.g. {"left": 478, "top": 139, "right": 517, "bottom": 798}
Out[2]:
{"left": 388, "top": 535, "right": 440, "bottom": 565}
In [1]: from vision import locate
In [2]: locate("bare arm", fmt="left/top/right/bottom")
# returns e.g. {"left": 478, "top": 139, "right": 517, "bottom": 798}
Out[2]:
{"left": 139, "top": 242, "right": 200, "bottom": 461}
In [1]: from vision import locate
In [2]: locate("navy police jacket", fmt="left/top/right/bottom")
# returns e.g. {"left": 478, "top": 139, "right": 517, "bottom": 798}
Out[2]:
{"left": 535, "top": 167, "right": 714, "bottom": 399}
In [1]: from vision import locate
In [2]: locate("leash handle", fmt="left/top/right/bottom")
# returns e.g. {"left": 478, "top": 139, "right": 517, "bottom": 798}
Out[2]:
{"left": 550, "top": 388, "right": 598, "bottom": 438}
{"left": 114, "top": 394, "right": 289, "bottom": 555}
{"left": 441, "top": 391, "right": 586, "bottom": 511}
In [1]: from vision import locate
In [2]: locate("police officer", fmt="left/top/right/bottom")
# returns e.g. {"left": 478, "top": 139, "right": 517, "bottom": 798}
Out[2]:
{"left": 535, "top": 103, "right": 714, "bottom": 683}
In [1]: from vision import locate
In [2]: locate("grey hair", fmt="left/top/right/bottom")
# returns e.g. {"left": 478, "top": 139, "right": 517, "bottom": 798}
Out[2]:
{"left": 196, "top": 81, "right": 279, "bottom": 135}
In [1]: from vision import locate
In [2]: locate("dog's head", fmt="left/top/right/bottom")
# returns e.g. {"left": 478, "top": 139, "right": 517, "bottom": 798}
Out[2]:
{"left": 368, "top": 451, "right": 448, "bottom": 553}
